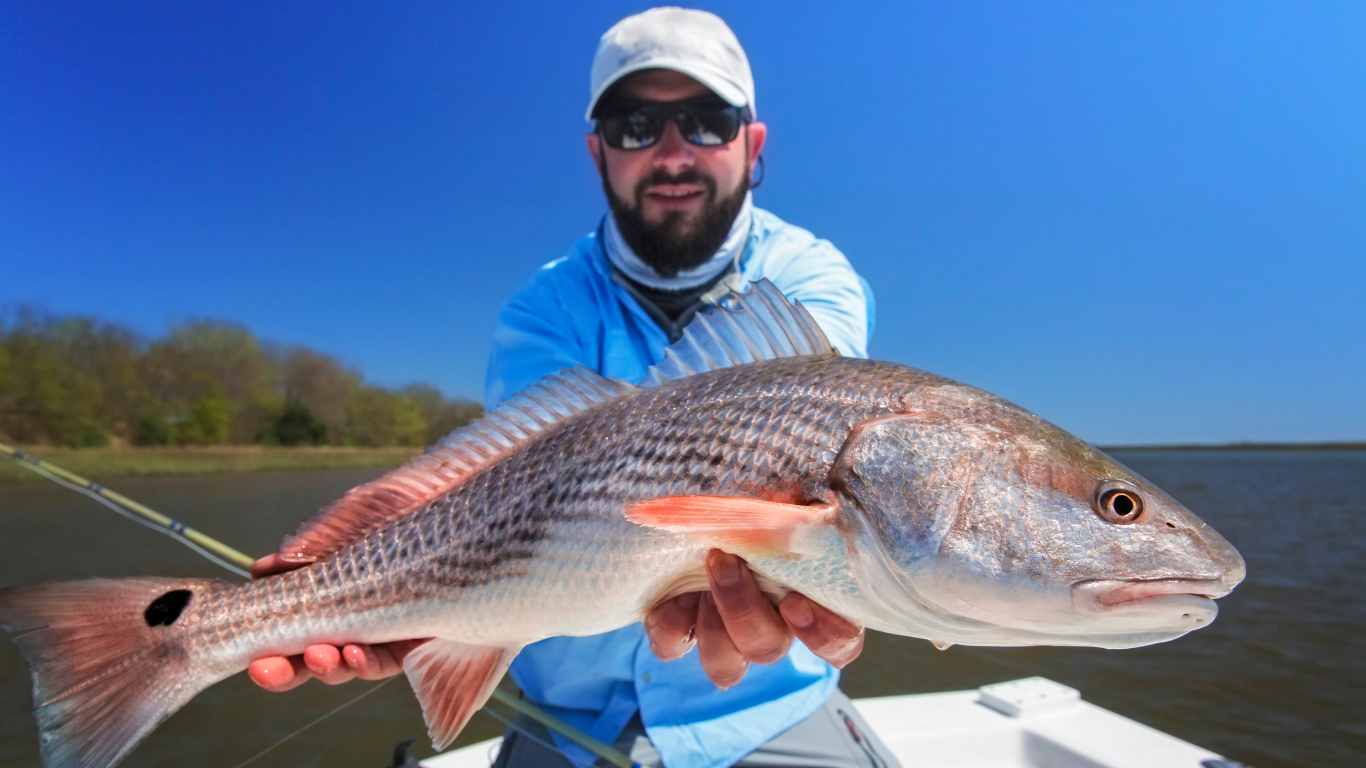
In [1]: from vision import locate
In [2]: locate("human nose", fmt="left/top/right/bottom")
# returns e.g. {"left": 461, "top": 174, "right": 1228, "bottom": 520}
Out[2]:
{"left": 650, "top": 120, "right": 696, "bottom": 176}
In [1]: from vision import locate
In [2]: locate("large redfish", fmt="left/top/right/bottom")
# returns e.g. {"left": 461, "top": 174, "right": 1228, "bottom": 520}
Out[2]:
{"left": 0, "top": 281, "right": 1244, "bottom": 768}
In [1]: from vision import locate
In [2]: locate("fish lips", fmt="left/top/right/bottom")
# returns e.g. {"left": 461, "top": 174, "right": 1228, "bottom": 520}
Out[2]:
{"left": 1071, "top": 578, "right": 1232, "bottom": 629}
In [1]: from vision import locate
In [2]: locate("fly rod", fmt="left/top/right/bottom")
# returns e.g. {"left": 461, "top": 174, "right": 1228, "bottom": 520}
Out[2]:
{"left": 0, "top": 441, "right": 254, "bottom": 574}
{"left": 0, "top": 443, "right": 640, "bottom": 768}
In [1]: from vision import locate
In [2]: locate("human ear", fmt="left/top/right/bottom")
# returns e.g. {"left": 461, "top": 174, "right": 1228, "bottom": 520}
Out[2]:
{"left": 745, "top": 122, "right": 768, "bottom": 174}
{"left": 585, "top": 132, "right": 604, "bottom": 168}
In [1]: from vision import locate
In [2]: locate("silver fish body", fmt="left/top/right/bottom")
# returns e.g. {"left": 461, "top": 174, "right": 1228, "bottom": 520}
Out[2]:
{"left": 222, "top": 356, "right": 1243, "bottom": 654}
{"left": 0, "top": 282, "right": 1244, "bottom": 768}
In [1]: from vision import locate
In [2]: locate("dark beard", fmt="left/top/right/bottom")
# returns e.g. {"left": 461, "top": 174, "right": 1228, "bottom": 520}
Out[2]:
{"left": 602, "top": 163, "right": 750, "bottom": 279}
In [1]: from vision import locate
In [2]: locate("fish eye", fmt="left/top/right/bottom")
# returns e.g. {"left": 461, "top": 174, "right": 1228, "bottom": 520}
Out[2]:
{"left": 1095, "top": 480, "right": 1144, "bottom": 524}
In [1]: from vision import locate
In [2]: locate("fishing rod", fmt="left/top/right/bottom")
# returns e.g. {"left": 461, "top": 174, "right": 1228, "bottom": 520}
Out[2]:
{"left": 0, "top": 441, "right": 254, "bottom": 576}
{"left": 0, "top": 444, "right": 641, "bottom": 768}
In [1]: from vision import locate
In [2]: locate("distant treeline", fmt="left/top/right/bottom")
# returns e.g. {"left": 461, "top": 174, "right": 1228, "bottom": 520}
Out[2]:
{"left": 0, "top": 306, "right": 482, "bottom": 449}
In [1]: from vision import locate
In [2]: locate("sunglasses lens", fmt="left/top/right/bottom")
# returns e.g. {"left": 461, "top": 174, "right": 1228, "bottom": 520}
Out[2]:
{"left": 601, "top": 111, "right": 662, "bottom": 150}
{"left": 682, "top": 108, "right": 741, "bottom": 146}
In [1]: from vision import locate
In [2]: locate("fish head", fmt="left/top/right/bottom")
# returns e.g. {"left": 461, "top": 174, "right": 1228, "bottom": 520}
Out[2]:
{"left": 831, "top": 385, "right": 1245, "bottom": 650}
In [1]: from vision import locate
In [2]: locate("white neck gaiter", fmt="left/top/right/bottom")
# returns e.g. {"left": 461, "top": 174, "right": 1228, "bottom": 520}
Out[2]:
{"left": 603, "top": 192, "right": 752, "bottom": 291}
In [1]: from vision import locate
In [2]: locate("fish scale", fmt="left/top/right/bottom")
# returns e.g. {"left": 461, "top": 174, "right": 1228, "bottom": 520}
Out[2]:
{"left": 0, "top": 281, "right": 1244, "bottom": 768}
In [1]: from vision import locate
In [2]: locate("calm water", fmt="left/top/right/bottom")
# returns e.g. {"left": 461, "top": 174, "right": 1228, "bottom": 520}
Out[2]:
{"left": 2, "top": 452, "right": 1363, "bottom": 768}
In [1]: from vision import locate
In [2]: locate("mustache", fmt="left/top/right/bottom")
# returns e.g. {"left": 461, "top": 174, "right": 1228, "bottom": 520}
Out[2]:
{"left": 634, "top": 169, "right": 716, "bottom": 204}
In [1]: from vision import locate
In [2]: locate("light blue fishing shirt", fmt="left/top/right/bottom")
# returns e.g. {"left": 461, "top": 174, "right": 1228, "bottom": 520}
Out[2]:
{"left": 484, "top": 206, "right": 874, "bottom": 768}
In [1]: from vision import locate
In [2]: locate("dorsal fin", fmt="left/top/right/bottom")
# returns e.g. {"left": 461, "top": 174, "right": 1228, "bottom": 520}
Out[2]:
{"left": 275, "top": 366, "right": 636, "bottom": 563}
{"left": 637, "top": 278, "right": 836, "bottom": 387}
{"left": 275, "top": 278, "right": 835, "bottom": 563}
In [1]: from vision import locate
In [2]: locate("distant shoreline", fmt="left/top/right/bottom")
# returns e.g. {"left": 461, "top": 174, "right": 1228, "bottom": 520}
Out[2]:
{"left": 1101, "top": 442, "right": 1366, "bottom": 452}
{"left": 3, "top": 441, "right": 1362, "bottom": 487}
{"left": 0, "top": 445, "right": 421, "bottom": 486}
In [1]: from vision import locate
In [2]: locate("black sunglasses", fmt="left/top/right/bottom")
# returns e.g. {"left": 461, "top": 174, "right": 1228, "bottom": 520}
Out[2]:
{"left": 596, "top": 97, "right": 750, "bottom": 151}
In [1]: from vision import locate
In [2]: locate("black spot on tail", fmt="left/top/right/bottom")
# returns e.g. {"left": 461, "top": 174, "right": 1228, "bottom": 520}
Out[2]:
{"left": 144, "top": 589, "right": 192, "bottom": 627}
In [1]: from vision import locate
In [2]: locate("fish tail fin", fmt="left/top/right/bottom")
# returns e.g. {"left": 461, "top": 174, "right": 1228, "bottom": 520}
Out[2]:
{"left": 0, "top": 577, "right": 228, "bottom": 768}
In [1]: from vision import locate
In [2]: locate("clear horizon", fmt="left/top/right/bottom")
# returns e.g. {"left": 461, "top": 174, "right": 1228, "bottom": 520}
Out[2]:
{"left": 3, "top": 1, "right": 1363, "bottom": 445}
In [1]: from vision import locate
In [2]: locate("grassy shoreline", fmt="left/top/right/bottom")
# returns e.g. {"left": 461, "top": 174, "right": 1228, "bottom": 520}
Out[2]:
{"left": 0, "top": 445, "right": 421, "bottom": 485}
{"left": 4, "top": 441, "right": 1361, "bottom": 487}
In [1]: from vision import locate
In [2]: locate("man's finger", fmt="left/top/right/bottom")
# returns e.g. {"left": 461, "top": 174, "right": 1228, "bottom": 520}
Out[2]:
{"left": 696, "top": 593, "right": 749, "bottom": 689}
{"left": 342, "top": 639, "right": 431, "bottom": 680}
{"left": 342, "top": 643, "right": 387, "bottom": 679}
{"left": 779, "top": 594, "right": 865, "bottom": 668}
{"left": 644, "top": 592, "right": 701, "bottom": 661}
{"left": 303, "top": 644, "right": 358, "bottom": 685}
{"left": 248, "top": 655, "right": 313, "bottom": 692}
{"left": 705, "top": 551, "right": 792, "bottom": 665}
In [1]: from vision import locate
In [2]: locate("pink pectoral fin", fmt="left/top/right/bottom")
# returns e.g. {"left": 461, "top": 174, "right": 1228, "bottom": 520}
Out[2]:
{"left": 623, "top": 495, "right": 838, "bottom": 557}
{"left": 402, "top": 639, "right": 521, "bottom": 750}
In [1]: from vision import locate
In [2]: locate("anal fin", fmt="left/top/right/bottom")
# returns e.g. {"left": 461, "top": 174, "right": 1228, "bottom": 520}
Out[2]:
{"left": 402, "top": 638, "right": 520, "bottom": 750}
{"left": 623, "top": 495, "right": 838, "bottom": 558}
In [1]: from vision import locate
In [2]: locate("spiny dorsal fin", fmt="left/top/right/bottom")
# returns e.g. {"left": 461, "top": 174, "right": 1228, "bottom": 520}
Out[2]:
{"left": 275, "top": 279, "right": 833, "bottom": 562}
{"left": 275, "top": 366, "right": 636, "bottom": 563}
{"left": 637, "top": 278, "right": 836, "bottom": 387}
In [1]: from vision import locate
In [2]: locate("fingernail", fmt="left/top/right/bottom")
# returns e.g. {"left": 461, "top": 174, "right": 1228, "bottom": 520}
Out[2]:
{"left": 709, "top": 552, "right": 740, "bottom": 587}
{"left": 343, "top": 647, "right": 360, "bottom": 669}
{"left": 783, "top": 598, "right": 815, "bottom": 629}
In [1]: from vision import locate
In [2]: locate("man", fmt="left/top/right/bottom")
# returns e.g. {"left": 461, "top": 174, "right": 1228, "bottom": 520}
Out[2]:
{"left": 248, "top": 9, "right": 896, "bottom": 768}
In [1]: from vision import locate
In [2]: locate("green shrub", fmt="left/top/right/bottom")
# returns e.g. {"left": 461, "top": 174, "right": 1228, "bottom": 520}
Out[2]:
{"left": 267, "top": 403, "right": 329, "bottom": 446}
{"left": 61, "top": 420, "right": 109, "bottom": 449}
{"left": 401, "top": 383, "right": 482, "bottom": 443}
{"left": 178, "top": 397, "right": 231, "bottom": 445}
{"left": 393, "top": 396, "right": 427, "bottom": 447}
{"left": 133, "top": 414, "right": 175, "bottom": 446}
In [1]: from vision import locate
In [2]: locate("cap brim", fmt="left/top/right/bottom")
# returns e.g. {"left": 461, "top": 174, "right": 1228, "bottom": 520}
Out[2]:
{"left": 586, "top": 61, "right": 750, "bottom": 121}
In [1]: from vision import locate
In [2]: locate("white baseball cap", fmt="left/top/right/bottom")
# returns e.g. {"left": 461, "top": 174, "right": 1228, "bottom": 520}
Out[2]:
{"left": 586, "top": 7, "right": 755, "bottom": 121}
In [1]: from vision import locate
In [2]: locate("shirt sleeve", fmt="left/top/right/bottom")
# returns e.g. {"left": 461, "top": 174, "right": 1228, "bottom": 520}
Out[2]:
{"left": 761, "top": 233, "right": 871, "bottom": 359}
{"left": 483, "top": 263, "right": 587, "bottom": 409}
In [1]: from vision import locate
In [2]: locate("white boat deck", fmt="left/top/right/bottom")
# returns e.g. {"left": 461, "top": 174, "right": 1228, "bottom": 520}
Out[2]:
{"left": 423, "top": 677, "right": 1236, "bottom": 768}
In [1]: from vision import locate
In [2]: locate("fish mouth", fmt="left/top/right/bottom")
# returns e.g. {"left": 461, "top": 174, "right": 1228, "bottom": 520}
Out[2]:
{"left": 1072, "top": 578, "right": 1231, "bottom": 615}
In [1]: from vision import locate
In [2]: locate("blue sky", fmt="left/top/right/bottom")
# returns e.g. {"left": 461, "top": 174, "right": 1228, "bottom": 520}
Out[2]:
{"left": 2, "top": 1, "right": 1363, "bottom": 445}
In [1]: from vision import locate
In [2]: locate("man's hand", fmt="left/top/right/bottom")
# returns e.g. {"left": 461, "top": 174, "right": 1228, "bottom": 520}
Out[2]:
{"left": 644, "top": 550, "right": 865, "bottom": 689}
{"left": 246, "top": 555, "right": 427, "bottom": 692}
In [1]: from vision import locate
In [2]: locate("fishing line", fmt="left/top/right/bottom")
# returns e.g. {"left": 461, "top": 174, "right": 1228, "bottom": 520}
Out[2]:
{"left": 14, "top": 459, "right": 252, "bottom": 578}
{"left": 480, "top": 704, "right": 574, "bottom": 759}
{"left": 224, "top": 676, "right": 398, "bottom": 768}
{"left": 480, "top": 703, "right": 644, "bottom": 768}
